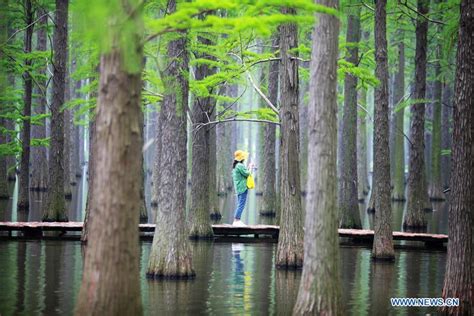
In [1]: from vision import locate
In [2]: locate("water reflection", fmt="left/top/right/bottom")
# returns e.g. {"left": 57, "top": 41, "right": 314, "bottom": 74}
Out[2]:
{"left": 0, "top": 241, "right": 448, "bottom": 315}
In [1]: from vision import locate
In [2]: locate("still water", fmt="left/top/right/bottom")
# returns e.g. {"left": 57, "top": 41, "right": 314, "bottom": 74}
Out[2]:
{"left": 0, "top": 177, "right": 449, "bottom": 315}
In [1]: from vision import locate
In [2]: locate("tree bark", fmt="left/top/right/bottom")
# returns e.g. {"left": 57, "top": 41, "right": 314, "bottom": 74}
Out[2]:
{"left": 441, "top": 0, "right": 473, "bottom": 314}
{"left": 43, "top": 0, "right": 68, "bottom": 222}
{"left": 429, "top": 28, "right": 445, "bottom": 201}
{"left": 0, "top": 1, "right": 10, "bottom": 199}
{"left": 189, "top": 34, "right": 216, "bottom": 238}
{"left": 441, "top": 84, "right": 452, "bottom": 190}
{"left": 293, "top": 0, "right": 341, "bottom": 313}
{"left": 208, "top": 105, "right": 219, "bottom": 219}
{"left": 30, "top": 9, "right": 49, "bottom": 192}
{"left": 81, "top": 107, "right": 96, "bottom": 243}
{"left": 64, "top": 65, "right": 72, "bottom": 199}
{"left": 391, "top": 31, "right": 406, "bottom": 201}
{"left": 276, "top": 7, "right": 304, "bottom": 269}
{"left": 260, "top": 35, "right": 279, "bottom": 216}
{"left": 139, "top": 109, "right": 147, "bottom": 223}
{"left": 18, "top": 0, "right": 34, "bottom": 211}
{"left": 147, "top": 0, "right": 194, "bottom": 278}
{"left": 404, "top": 0, "right": 429, "bottom": 229}
{"left": 372, "top": 0, "right": 395, "bottom": 260}
{"left": 357, "top": 88, "right": 369, "bottom": 201}
{"left": 338, "top": 2, "right": 362, "bottom": 229}
{"left": 75, "top": 3, "right": 144, "bottom": 315}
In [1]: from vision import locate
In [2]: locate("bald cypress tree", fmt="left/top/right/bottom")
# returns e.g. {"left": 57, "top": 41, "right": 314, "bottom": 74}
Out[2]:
{"left": 147, "top": 0, "right": 195, "bottom": 279}
{"left": 441, "top": 0, "right": 473, "bottom": 314}
{"left": 371, "top": 0, "right": 394, "bottom": 260}
{"left": 43, "top": 0, "right": 68, "bottom": 222}
{"left": 293, "top": 0, "right": 341, "bottom": 313}
{"left": 338, "top": 1, "right": 362, "bottom": 229}
{"left": 276, "top": 7, "right": 304, "bottom": 269}
{"left": 404, "top": 0, "right": 429, "bottom": 229}
{"left": 17, "top": 0, "right": 34, "bottom": 211}
{"left": 75, "top": 0, "right": 144, "bottom": 313}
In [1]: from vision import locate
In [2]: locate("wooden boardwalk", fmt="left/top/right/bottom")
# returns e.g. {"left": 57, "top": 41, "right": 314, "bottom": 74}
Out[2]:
{"left": 0, "top": 222, "right": 448, "bottom": 247}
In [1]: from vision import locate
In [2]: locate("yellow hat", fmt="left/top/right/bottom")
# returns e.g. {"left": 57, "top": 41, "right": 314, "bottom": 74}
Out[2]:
{"left": 234, "top": 150, "right": 249, "bottom": 162}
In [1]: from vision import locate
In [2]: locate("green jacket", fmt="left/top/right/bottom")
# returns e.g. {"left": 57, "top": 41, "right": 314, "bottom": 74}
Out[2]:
{"left": 232, "top": 162, "right": 250, "bottom": 194}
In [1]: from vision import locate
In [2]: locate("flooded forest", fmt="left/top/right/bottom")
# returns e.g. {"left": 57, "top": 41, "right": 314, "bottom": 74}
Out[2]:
{"left": 0, "top": 0, "right": 472, "bottom": 315}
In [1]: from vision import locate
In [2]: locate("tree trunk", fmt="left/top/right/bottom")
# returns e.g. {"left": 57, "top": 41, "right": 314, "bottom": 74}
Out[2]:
{"left": 338, "top": 2, "right": 361, "bottom": 229}
{"left": 0, "top": 2, "right": 10, "bottom": 199}
{"left": 64, "top": 66, "right": 72, "bottom": 199}
{"left": 357, "top": 86, "right": 369, "bottom": 201}
{"left": 208, "top": 108, "right": 219, "bottom": 219}
{"left": 371, "top": 0, "right": 395, "bottom": 260}
{"left": 189, "top": 34, "right": 216, "bottom": 238}
{"left": 75, "top": 16, "right": 144, "bottom": 314}
{"left": 43, "top": 0, "right": 68, "bottom": 222}
{"left": 276, "top": 7, "right": 304, "bottom": 269}
{"left": 391, "top": 32, "right": 406, "bottom": 201}
{"left": 30, "top": 9, "right": 49, "bottom": 192}
{"left": 441, "top": 0, "right": 473, "bottom": 314}
{"left": 150, "top": 111, "right": 161, "bottom": 208}
{"left": 147, "top": 1, "right": 194, "bottom": 278}
{"left": 18, "top": 0, "right": 34, "bottom": 211}
{"left": 293, "top": 0, "right": 341, "bottom": 313}
{"left": 139, "top": 109, "right": 147, "bottom": 223}
{"left": 429, "top": 33, "right": 444, "bottom": 201}
{"left": 441, "top": 84, "right": 452, "bottom": 190}
{"left": 260, "top": 35, "right": 279, "bottom": 216}
{"left": 404, "top": 0, "right": 429, "bottom": 229}
{"left": 0, "top": 117, "right": 8, "bottom": 199}
{"left": 81, "top": 109, "right": 96, "bottom": 243}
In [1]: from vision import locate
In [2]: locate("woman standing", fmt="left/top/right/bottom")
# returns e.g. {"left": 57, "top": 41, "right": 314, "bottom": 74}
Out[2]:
{"left": 232, "top": 150, "right": 253, "bottom": 226}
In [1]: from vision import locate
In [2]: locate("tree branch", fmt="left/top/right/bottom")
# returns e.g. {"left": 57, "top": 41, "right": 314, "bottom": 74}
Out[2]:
{"left": 398, "top": 0, "right": 446, "bottom": 25}
{"left": 194, "top": 117, "right": 279, "bottom": 132}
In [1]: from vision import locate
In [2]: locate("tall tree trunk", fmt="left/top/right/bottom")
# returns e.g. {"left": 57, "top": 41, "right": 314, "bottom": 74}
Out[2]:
{"left": 404, "top": 0, "right": 429, "bottom": 229}
{"left": 30, "top": 9, "right": 49, "bottom": 192}
{"left": 189, "top": 34, "right": 216, "bottom": 238}
{"left": 391, "top": 32, "right": 406, "bottom": 201}
{"left": 147, "top": 0, "right": 194, "bottom": 278}
{"left": 64, "top": 65, "right": 72, "bottom": 199}
{"left": 338, "top": 2, "right": 361, "bottom": 229}
{"left": 75, "top": 2, "right": 144, "bottom": 315}
{"left": 208, "top": 108, "right": 219, "bottom": 219}
{"left": 441, "top": 0, "right": 473, "bottom": 314}
{"left": 293, "top": 0, "right": 341, "bottom": 313}
{"left": 276, "top": 7, "right": 304, "bottom": 269}
{"left": 81, "top": 107, "right": 96, "bottom": 243}
{"left": 43, "top": 0, "right": 68, "bottom": 222}
{"left": 441, "top": 84, "right": 452, "bottom": 190}
{"left": 0, "top": 1, "right": 10, "bottom": 199}
{"left": 0, "top": 117, "right": 8, "bottom": 199}
{"left": 259, "top": 35, "right": 279, "bottom": 216}
{"left": 17, "top": 0, "right": 34, "bottom": 211}
{"left": 150, "top": 110, "right": 161, "bottom": 208}
{"left": 372, "top": 0, "right": 395, "bottom": 260}
{"left": 357, "top": 87, "right": 369, "bottom": 201}
{"left": 429, "top": 29, "right": 444, "bottom": 201}
{"left": 139, "top": 109, "right": 147, "bottom": 223}
{"left": 71, "top": 74, "right": 82, "bottom": 181}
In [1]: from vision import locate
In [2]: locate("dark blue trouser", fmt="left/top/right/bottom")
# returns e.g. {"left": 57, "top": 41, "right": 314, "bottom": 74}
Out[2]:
{"left": 234, "top": 190, "right": 248, "bottom": 220}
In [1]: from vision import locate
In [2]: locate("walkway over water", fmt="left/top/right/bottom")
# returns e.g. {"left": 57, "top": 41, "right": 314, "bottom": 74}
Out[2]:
{"left": 0, "top": 222, "right": 448, "bottom": 248}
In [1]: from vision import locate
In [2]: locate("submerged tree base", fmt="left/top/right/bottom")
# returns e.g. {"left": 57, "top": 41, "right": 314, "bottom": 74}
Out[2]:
{"left": 189, "top": 233, "right": 214, "bottom": 240}
{"left": 371, "top": 254, "right": 395, "bottom": 262}
{"left": 146, "top": 271, "right": 196, "bottom": 280}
